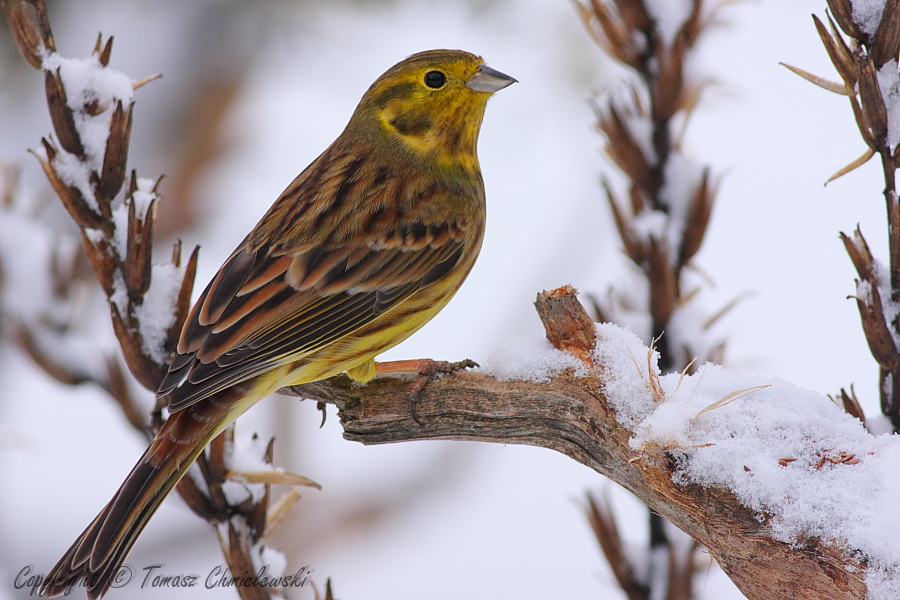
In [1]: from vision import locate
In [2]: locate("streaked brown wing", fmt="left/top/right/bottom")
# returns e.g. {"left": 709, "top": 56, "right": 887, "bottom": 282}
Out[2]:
{"left": 158, "top": 223, "right": 467, "bottom": 412}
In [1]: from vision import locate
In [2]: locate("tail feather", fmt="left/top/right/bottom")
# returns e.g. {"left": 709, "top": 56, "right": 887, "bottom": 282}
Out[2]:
{"left": 41, "top": 391, "right": 245, "bottom": 599}
{"left": 41, "top": 444, "right": 200, "bottom": 598}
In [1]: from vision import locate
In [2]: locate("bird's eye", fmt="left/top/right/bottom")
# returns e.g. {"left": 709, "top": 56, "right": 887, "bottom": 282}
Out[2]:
{"left": 424, "top": 70, "right": 447, "bottom": 89}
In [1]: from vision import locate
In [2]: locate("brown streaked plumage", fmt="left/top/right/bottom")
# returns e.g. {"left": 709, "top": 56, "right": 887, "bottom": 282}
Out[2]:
{"left": 41, "top": 49, "right": 515, "bottom": 599}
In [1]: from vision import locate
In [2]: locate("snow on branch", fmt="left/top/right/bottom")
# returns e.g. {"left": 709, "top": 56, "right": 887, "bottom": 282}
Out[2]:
{"left": 288, "top": 286, "right": 899, "bottom": 600}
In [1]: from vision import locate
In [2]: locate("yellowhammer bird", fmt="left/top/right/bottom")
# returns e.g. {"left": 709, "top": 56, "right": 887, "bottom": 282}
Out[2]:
{"left": 41, "top": 48, "right": 515, "bottom": 599}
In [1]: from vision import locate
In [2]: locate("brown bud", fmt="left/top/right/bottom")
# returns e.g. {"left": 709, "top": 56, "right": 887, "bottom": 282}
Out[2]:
{"left": 646, "top": 237, "right": 677, "bottom": 327}
{"left": 79, "top": 230, "right": 116, "bottom": 296}
{"left": 826, "top": 0, "right": 864, "bottom": 40}
{"left": 654, "top": 36, "right": 686, "bottom": 122}
{"left": 32, "top": 139, "right": 103, "bottom": 229}
{"left": 44, "top": 69, "right": 84, "bottom": 155}
{"left": 675, "top": 0, "right": 704, "bottom": 49}
{"left": 612, "top": 0, "right": 650, "bottom": 33}
{"left": 849, "top": 96, "right": 878, "bottom": 148}
{"left": 871, "top": 0, "right": 900, "bottom": 69}
{"left": 841, "top": 227, "right": 876, "bottom": 281}
{"left": 96, "top": 34, "right": 114, "bottom": 68}
{"left": 168, "top": 244, "right": 199, "bottom": 355}
{"left": 99, "top": 101, "right": 133, "bottom": 203}
{"left": 246, "top": 437, "right": 277, "bottom": 542}
{"left": 582, "top": 0, "right": 633, "bottom": 67}
{"left": 853, "top": 283, "right": 899, "bottom": 369}
{"left": 838, "top": 386, "right": 866, "bottom": 422}
{"left": 678, "top": 167, "right": 715, "bottom": 268}
{"left": 601, "top": 103, "right": 654, "bottom": 185}
{"left": 603, "top": 178, "right": 645, "bottom": 264}
{"left": 3, "top": 0, "right": 45, "bottom": 69}
{"left": 857, "top": 49, "right": 889, "bottom": 144}
{"left": 125, "top": 196, "right": 154, "bottom": 297}
{"left": 175, "top": 472, "right": 216, "bottom": 520}
{"left": 103, "top": 356, "right": 149, "bottom": 433}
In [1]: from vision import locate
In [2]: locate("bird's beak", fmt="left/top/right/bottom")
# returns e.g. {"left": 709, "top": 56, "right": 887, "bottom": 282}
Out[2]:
{"left": 467, "top": 64, "right": 517, "bottom": 93}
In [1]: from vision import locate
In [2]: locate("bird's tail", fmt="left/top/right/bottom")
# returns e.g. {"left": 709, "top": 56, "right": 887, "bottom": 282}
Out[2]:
{"left": 40, "top": 387, "right": 250, "bottom": 599}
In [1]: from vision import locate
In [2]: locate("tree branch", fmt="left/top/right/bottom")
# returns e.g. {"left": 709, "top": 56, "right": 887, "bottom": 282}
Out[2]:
{"left": 286, "top": 287, "right": 867, "bottom": 600}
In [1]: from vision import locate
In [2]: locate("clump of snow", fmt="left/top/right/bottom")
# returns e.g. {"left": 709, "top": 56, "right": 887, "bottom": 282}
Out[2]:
{"left": 482, "top": 332, "right": 588, "bottom": 382}
{"left": 136, "top": 263, "right": 183, "bottom": 364}
{"left": 223, "top": 432, "right": 277, "bottom": 505}
{"left": 131, "top": 177, "right": 158, "bottom": 216}
{"left": 50, "top": 147, "right": 99, "bottom": 212}
{"left": 42, "top": 52, "right": 133, "bottom": 170}
{"left": 622, "top": 105, "right": 657, "bottom": 165}
{"left": 631, "top": 209, "right": 668, "bottom": 240}
{"left": 852, "top": 0, "right": 887, "bottom": 37}
{"left": 876, "top": 60, "right": 900, "bottom": 153}
{"left": 40, "top": 52, "right": 135, "bottom": 212}
{"left": 644, "top": 0, "right": 694, "bottom": 47}
{"left": 251, "top": 545, "right": 288, "bottom": 580}
{"left": 593, "top": 322, "right": 660, "bottom": 429}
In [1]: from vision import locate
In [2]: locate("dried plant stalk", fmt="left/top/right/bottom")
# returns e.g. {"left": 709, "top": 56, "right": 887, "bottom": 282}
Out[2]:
{"left": 792, "top": 4, "right": 900, "bottom": 430}
{"left": 1, "top": 1, "right": 300, "bottom": 597}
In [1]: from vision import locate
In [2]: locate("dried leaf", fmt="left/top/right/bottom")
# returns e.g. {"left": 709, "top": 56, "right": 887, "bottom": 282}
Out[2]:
{"left": 780, "top": 62, "right": 854, "bottom": 96}
{"left": 826, "top": 147, "right": 876, "bottom": 183}
{"left": 826, "top": 0, "right": 864, "bottom": 40}
{"left": 813, "top": 15, "right": 858, "bottom": 87}
{"left": 263, "top": 487, "right": 304, "bottom": 538}
{"left": 838, "top": 385, "right": 866, "bottom": 421}
{"left": 694, "top": 385, "right": 771, "bottom": 419}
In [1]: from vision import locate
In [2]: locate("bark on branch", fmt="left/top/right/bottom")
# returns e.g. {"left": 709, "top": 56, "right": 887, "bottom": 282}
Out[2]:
{"left": 286, "top": 286, "right": 866, "bottom": 600}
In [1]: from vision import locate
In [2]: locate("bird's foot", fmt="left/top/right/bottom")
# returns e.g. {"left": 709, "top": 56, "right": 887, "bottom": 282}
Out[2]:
{"left": 375, "top": 358, "right": 478, "bottom": 424}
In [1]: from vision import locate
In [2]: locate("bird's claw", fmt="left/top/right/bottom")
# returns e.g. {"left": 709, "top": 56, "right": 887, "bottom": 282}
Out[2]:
{"left": 407, "top": 359, "right": 479, "bottom": 425}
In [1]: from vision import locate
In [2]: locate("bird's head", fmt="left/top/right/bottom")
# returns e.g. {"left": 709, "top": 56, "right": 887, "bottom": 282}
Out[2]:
{"left": 349, "top": 49, "right": 516, "bottom": 172}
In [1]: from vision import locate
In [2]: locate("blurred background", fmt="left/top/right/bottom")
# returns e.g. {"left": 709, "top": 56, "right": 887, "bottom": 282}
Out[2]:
{"left": 0, "top": 0, "right": 888, "bottom": 598}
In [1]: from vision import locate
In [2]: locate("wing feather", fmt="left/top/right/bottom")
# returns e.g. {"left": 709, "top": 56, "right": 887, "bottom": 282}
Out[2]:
{"left": 158, "top": 146, "right": 481, "bottom": 412}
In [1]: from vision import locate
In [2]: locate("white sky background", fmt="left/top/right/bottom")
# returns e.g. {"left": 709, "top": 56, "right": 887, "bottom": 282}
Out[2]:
{"left": 0, "top": 0, "right": 890, "bottom": 598}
